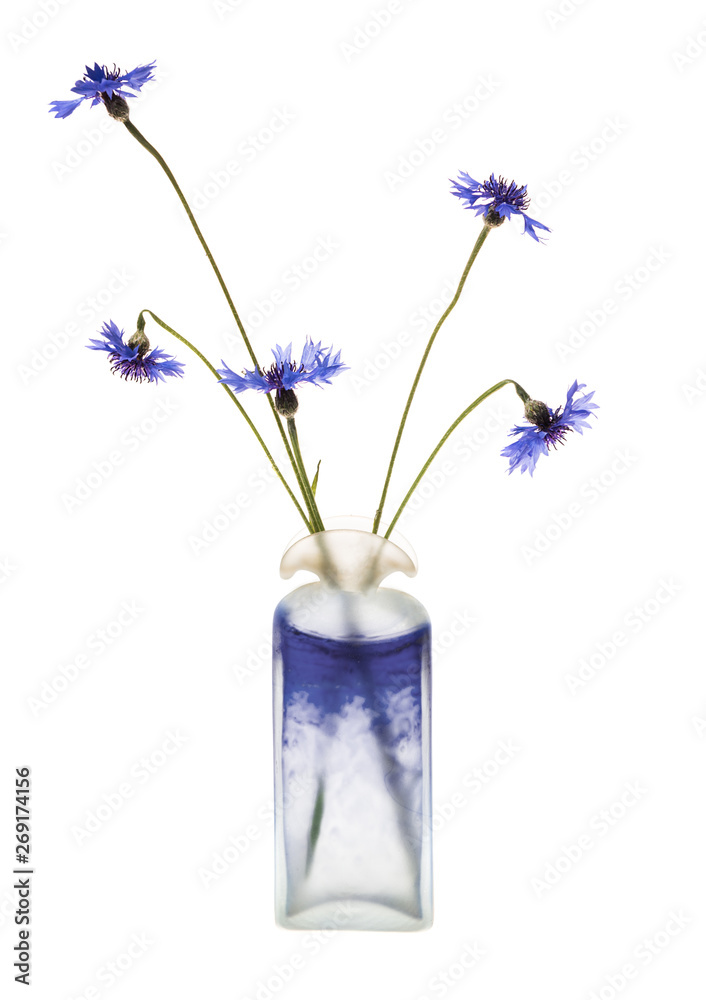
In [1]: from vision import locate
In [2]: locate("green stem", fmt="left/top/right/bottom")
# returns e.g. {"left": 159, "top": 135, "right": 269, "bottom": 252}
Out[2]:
{"left": 123, "top": 119, "right": 308, "bottom": 528}
{"left": 305, "top": 778, "right": 325, "bottom": 876}
{"left": 384, "top": 379, "right": 528, "bottom": 539}
{"left": 124, "top": 121, "right": 256, "bottom": 365}
{"left": 372, "top": 224, "right": 491, "bottom": 534}
{"left": 286, "top": 418, "right": 325, "bottom": 533}
{"left": 140, "top": 310, "right": 311, "bottom": 531}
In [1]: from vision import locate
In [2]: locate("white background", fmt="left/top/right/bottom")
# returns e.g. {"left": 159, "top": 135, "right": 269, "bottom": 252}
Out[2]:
{"left": 3, "top": 0, "right": 705, "bottom": 996}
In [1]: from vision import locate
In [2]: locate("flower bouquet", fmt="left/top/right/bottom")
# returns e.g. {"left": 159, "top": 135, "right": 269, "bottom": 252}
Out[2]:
{"left": 51, "top": 60, "right": 598, "bottom": 931}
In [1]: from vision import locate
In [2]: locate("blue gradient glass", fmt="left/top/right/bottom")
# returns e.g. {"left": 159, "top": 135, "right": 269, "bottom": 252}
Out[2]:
{"left": 273, "top": 526, "right": 432, "bottom": 931}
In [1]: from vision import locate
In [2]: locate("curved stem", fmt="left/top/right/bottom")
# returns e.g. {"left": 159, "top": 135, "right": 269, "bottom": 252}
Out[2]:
{"left": 286, "top": 418, "right": 325, "bottom": 533}
{"left": 383, "top": 379, "right": 528, "bottom": 539}
{"left": 123, "top": 120, "right": 309, "bottom": 528}
{"left": 140, "top": 310, "right": 311, "bottom": 531}
{"left": 372, "top": 225, "right": 491, "bottom": 534}
{"left": 124, "top": 121, "right": 256, "bottom": 365}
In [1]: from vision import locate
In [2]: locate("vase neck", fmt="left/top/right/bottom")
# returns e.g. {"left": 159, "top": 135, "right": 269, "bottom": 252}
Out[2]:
{"left": 279, "top": 529, "right": 417, "bottom": 593}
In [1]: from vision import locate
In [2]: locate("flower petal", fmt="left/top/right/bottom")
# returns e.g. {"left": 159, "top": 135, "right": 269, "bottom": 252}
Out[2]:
{"left": 48, "top": 98, "right": 84, "bottom": 118}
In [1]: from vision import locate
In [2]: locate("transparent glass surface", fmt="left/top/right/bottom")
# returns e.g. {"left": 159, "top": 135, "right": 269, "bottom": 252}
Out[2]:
{"left": 273, "top": 527, "right": 433, "bottom": 931}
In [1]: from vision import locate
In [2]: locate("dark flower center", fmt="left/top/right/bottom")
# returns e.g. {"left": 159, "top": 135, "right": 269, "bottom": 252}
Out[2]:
{"left": 262, "top": 360, "right": 305, "bottom": 391}
{"left": 109, "top": 352, "right": 153, "bottom": 383}
{"left": 93, "top": 63, "right": 122, "bottom": 82}
{"left": 482, "top": 175, "right": 531, "bottom": 212}
{"left": 544, "top": 409, "right": 572, "bottom": 449}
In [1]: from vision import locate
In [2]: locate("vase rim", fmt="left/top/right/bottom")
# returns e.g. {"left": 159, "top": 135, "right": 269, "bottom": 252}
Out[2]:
{"left": 280, "top": 516, "right": 418, "bottom": 590}
{"left": 284, "top": 515, "right": 418, "bottom": 568}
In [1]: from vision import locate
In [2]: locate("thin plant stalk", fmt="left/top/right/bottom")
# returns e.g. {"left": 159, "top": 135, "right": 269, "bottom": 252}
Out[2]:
{"left": 123, "top": 120, "right": 309, "bottom": 526}
{"left": 384, "top": 379, "right": 529, "bottom": 538}
{"left": 286, "top": 418, "right": 325, "bottom": 533}
{"left": 372, "top": 225, "right": 491, "bottom": 534}
{"left": 140, "top": 310, "right": 311, "bottom": 531}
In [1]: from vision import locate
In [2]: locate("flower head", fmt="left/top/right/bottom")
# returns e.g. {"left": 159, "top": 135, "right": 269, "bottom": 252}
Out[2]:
{"left": 502, "top": 381, "right": 598, "bottom": 475}
{"left": 217, "top": 339, "right": 347, "bottom": 414}
{"left": 451, "top": 171, "right": 550, "bottom": 242}
{"left": 49, "top": 60, "right": 156, "bottom": 120}
{"left": 88, "top": 320, "right": 184, "bottom": 383}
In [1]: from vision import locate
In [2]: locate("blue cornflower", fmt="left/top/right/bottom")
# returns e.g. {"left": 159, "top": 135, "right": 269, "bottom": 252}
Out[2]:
{"left": 218, "top": 339, "right": 346, "bottom": 415}
{"left": 49, "top": 60, "right": 156, "bottom": 120}
{"left": 451, "top": 171, "right": 550, "bottom": 243}
{"left": 502, "top": 381, "right": 598, "bottom": 475}
{"left": 88, "top": 320, "right": 184, "bottom": 383}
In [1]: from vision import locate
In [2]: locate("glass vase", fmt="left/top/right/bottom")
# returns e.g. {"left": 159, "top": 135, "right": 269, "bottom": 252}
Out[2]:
{"left": 272, "top": 520, "right": 432, "bottom": 931}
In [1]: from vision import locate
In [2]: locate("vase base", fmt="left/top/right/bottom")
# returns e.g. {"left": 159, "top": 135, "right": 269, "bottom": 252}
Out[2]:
{"left": 276, "top": 897, "right": 433, "bottom": 933}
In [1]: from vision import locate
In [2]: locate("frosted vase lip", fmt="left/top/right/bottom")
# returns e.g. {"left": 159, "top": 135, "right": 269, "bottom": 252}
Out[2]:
{"left": 280, "top": 517, "right": 418, "bottom": 592}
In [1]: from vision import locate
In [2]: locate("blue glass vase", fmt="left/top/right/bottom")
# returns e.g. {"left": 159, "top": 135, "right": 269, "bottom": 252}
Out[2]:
{"left": 272, "top": 521, "right": 433, "bottom": 931}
